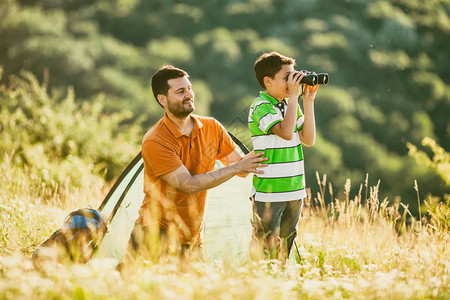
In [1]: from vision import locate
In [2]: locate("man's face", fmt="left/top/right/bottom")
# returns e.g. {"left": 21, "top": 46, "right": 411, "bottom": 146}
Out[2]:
{"left": 267, "top": 64, "right": 295, "bottom": 100}
{"left": 164, "top": 76, "right": 195, "bottom": 117}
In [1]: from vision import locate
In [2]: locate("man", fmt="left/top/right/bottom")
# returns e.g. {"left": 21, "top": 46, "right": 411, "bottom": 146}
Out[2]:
{"left": 128, "top": 65, "right": 267, "bottom": 261}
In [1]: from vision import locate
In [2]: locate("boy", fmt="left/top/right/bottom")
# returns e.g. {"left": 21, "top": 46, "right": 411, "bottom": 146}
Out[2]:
{"left": 248, "top": 52, "right": 319, "bottom": 260}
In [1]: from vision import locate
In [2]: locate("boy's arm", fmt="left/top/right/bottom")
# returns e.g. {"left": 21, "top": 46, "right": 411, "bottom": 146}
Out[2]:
{"left": 298, "top": 85, "right": 319, "bottom": 146}
{"left": 270, "top": 71, "right": 304, "bottom": 140}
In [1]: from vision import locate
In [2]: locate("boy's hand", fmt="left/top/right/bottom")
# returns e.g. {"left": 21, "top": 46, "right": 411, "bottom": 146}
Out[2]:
{"left": 303, "top": 84, "right": 319, "bottom": 102}
{"left": 287, "top": 71, "right": 304, "bottom": 99}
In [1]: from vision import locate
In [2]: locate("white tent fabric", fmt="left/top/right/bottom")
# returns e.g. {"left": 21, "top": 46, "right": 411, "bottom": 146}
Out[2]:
{"left": 95, "top": 154, "right": 144, "bottom": 262}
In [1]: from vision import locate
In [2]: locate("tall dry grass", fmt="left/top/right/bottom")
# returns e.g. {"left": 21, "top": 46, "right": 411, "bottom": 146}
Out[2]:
{"left": 299, "top": 173, "right": 449, "bottom": 291}
{"left": 0, "top": 167, "right": 448, "bottom": 299}
{"left": 0, "top": 152, "right": 106, "bottom": 257}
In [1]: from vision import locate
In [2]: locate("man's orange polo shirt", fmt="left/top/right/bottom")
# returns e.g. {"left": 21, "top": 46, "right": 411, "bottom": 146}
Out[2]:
{"left": 137, "top": 113, "right": 236, "bottom": 245}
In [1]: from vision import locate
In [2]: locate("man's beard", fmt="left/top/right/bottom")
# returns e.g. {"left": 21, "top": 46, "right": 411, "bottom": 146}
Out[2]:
{"left": 167, "top": 98, "right": 195, "bottom": 118}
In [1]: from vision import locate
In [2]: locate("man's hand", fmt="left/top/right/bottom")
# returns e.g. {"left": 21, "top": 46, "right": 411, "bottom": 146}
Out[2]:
{"left": 235, "top": 151, "right": 268, "bottom": 176}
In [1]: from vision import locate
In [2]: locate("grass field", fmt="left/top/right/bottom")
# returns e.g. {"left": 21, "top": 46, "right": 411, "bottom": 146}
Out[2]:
{"left": 0, "top": 166, "right": 449, "bottom": 299}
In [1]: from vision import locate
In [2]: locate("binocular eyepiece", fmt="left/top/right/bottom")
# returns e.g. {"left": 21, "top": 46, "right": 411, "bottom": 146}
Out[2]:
{"left": 300, "top": 70, "right": 329, "bottom": 86}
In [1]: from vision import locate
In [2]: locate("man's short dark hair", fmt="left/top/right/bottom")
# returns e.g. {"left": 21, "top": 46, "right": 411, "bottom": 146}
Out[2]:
{"left": 254, "top": 52, "right": 296, "bottom": 89}
{"left": 151, "top": 65, "right": 188, "bottom": 107}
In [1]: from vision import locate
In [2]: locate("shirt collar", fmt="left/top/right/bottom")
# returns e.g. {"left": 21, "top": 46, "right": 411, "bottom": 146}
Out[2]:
{"left": 259, "top": 91, "right": 286, "bottom": 106}
{"left": 163, "top": 113, "right": 203, "bottom": 139}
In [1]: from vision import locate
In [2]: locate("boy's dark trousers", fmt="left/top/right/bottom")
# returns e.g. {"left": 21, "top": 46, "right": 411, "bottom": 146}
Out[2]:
{"left": 251, "top": 199, "right": 303, "bottom": 260}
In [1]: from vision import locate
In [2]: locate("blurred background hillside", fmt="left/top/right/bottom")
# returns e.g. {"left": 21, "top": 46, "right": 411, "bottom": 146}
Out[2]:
{"left": 0, "top": 0, "right": 449, "bottom": 214}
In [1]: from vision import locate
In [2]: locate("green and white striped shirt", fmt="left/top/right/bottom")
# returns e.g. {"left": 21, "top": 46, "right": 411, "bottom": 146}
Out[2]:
{"left": 248, "top": 91, "right": 306, "bottom": 202}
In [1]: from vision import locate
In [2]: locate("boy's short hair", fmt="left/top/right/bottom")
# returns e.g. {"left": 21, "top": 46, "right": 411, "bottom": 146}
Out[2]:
{"left": 254, "top": 52, "right": 296, "bottom": 89}
{"left": 151, "top": 65, "right": 188, "bottom": 107}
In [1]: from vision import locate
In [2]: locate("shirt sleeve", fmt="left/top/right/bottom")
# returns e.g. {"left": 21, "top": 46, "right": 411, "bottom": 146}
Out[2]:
{"left": 215, "top": 120, "right": 237, "bottom": 160}
{"left": 295, "top": 105, "right": 304, "bottom": 131}
{"left": 142, "top": 139, "right": 183, "bottom": 177}
{"left": 251, "top": 102, "right": 282, "bottom": 134}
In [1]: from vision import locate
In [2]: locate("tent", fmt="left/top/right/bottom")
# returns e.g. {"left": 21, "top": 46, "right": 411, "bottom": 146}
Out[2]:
{"left": 94, "top": 132, "right": 255, "bottom": 263}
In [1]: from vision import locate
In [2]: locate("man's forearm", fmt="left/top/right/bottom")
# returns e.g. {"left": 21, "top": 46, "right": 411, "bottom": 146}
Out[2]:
{"left": 161, "top": 152, "right": 267, "bottom": 194}
{"left": 178, "top": 164, "right": 240, "bottom": 194}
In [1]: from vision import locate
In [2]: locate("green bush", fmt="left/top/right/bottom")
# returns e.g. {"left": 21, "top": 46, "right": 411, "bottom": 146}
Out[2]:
{"left": 0, "top": 67, "right": 141, "bottom": 198}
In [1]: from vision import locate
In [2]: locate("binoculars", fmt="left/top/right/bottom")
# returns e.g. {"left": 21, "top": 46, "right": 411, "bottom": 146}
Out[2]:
{"left": 300, "top": 70, "right": 329, "bottom": 86}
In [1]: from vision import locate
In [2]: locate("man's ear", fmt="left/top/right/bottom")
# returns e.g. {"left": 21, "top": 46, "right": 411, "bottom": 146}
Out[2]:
{"left": 157, "top": 94, "right": 167, "bottom": 107}
{"left": 264, "top": 76, "right": 272, "bottom": 88}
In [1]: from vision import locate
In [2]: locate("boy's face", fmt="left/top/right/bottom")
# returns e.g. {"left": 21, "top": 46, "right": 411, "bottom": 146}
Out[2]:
{"left": 265, "top": 64, "right": 295, "bottom": 100}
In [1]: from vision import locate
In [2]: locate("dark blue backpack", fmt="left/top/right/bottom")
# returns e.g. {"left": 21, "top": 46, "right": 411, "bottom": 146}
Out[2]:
{"left": 33, "top": 208, "right": 107, "bottom": 267}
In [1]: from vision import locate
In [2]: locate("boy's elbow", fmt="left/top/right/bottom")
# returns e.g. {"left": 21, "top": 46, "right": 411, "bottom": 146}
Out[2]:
{"left": 302, "top": 138, "right": 315, "bottom": 147}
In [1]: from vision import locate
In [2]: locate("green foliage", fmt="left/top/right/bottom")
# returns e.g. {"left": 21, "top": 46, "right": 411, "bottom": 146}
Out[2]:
{"left": 0, "top": 67, "right": 141, "bottom": 195}
{"left": 0, "top": 0, "right": 449, "bottom": 209}
{"left": 421, "top": 195, "right": 450, "bottom": 232}
{"left": 407, "top": 137, "right": 450, "bottom": 186}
